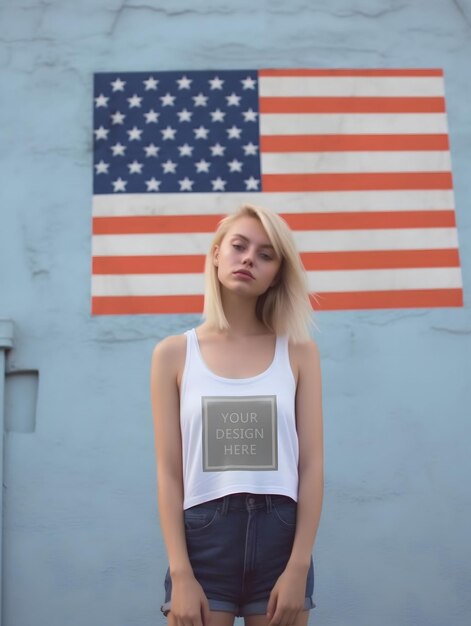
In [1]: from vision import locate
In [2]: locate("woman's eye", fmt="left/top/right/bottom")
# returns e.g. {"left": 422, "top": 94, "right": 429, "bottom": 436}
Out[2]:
{"left": 259, "top": 253, "right": 273, "bottom": 261}
{"left": 232, "top": 243, "right": 244, "bottom": 251}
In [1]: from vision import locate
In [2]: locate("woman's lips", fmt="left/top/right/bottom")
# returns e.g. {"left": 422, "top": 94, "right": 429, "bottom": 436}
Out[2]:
{"left": 233, "top": 269, "right": 254, "bottom": 279}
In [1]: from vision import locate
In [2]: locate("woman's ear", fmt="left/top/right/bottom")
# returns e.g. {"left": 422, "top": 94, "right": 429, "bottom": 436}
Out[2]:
{"left": 213, "top": 245, "right": 219, "bottom": 267}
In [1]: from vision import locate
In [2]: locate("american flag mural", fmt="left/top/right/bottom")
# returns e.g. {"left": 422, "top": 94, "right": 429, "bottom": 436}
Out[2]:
{"left": 92, "top": 68, "right": 463, "bottom": 315}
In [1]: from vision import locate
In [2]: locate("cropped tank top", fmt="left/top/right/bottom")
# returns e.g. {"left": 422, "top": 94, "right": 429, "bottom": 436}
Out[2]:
{"left": 180, "top": 329, "right": 299, "bottom": 509}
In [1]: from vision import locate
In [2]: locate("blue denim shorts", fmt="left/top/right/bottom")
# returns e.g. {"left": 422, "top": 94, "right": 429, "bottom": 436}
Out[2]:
{"left": 161, "top": 493, "right": 315, "bottom": 617}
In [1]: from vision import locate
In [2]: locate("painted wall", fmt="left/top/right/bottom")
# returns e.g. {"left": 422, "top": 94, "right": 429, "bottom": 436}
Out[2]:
{"left": 1, "top": 1, "right": 470, "bottom": 625}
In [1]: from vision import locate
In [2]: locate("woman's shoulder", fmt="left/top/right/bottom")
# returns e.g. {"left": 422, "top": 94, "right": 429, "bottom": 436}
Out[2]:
{"left": 151, "top": 332, "right": 189, "bottom": 367}
{"left": 287, "top": 337, "right": 321, "bottom": 372}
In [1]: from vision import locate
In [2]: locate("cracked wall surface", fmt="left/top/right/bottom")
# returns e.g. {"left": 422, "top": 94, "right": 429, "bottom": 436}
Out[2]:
{"left": 0, "top": 1, "right": 470, "bottom": 625}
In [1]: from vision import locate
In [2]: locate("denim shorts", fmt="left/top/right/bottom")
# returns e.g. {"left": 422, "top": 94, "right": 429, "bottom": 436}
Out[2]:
{"left": 161, "top": 493, "right": 315, "bottom": 617}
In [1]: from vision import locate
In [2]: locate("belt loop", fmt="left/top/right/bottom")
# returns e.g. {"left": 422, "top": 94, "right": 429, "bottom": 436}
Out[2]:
{"left": 221, "top": 495, "right": 229, "bottom": 515}
{"left": 265, "top": 495, "right": 272, "bottom": 513}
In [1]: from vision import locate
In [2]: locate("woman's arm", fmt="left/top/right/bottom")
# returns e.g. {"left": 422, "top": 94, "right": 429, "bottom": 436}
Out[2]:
{"left": 151, "top": 336, "right": 210, "bottom": 626}
{"left": 267, "top": 339, "right": 324, "bottom": 626}
{"left": 289, "top": 339, "right": 324, "bottom": 566}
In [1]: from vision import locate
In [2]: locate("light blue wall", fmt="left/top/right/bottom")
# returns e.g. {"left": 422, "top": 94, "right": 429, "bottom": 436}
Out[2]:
{"left": 1, "top": 1, "right": 470, "bottom": 625}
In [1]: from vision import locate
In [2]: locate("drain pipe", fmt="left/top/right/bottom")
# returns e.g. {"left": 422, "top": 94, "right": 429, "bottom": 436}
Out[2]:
{"left": 0, "top": 319, "right": 14, "bottom": 626}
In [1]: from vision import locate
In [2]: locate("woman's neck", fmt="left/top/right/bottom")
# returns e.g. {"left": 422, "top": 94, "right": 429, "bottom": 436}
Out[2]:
{"left": 218, "top": 290, "right": 269, "bottom": 337}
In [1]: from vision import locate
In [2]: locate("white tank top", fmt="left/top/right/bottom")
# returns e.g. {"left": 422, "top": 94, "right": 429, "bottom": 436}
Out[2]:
{"left": 180, "top": 329, "right": 299, "bottom": 509}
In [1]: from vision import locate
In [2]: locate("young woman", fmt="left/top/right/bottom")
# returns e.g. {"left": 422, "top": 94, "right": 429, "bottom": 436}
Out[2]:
{"left": 151, "top": 204, "right": 324, "bottom": 626}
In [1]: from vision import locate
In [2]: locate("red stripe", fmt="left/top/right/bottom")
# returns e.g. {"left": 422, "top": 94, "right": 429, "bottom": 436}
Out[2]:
{"left": 302, "top": 249, "right": 460, "bottom": 270}
{"left": 284, "top": 210, "right": 456, "bottom": 230}
{"left": 263, "top": 172, "right": 453, "bottom": 192}
{"left": 260, "top": 134, "right": 449, "bottom": 152}
{"left": 259, "top": 97, "right": 445, "bottom": 114}
{"left": 259, "top": 69, "right": 443, "bottom": 77}
{"left": 91, "top": 288, "right": 462, "bottom": 315}
{"left": 92, "top": 295, "right": 204, "bottom": 314}
{"left": 311, "top": 288, "right": 463, "bottom": 310}
{"left": 93, "top": 255, "right": 205, "bottom": 274}
{"left": 93, "top": 214, "right": 224, "bottom": 235}
{"left": 92, "top": 248, "right": 461, "bottom": 275}
{"left": 92, "top": 210, "right": 455, "bottom": 235}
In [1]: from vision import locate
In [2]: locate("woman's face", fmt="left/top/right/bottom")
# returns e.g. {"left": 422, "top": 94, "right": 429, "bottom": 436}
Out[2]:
{"left": 213, "top": 216, "right": 282, "bottom": 298}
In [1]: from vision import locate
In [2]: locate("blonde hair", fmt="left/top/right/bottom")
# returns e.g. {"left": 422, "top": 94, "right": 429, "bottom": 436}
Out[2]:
{"left": 203, "top": 204, "right": 316, "bottom": 342}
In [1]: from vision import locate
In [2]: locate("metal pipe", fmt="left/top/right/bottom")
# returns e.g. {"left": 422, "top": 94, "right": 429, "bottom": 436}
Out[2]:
{"left": 0, "top": 319, "right": 14, "bottom": 626}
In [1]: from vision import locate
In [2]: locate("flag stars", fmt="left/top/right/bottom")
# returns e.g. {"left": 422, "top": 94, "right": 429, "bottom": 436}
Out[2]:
{"left": 177, "top": 108, "right": 193, "bottom": 122}
{"left": 210, "top": 109, "right": 225, "bottom": 122}
{"left": 144, "top": 109, "right": 159, "bottom": 123}
{"left": 127, "top": 126, "right": 143, "bottom": 140}
{"left": 146, "top": 177, "right": 161, "bottom": 191}
{"left": 179, "top": 177, "right": 194, "bottom": 191}
{"left": 127, "top": 94, "right": 142, "bottom": 108}
{"left": 226, "top": 93, "right": 241, "bottom": 106}
{"left": 177, "top": 75, "right": 192, "bottom": 89}
{"left": 128, "top": 160, "right": 143, "bottom": 174}
{"left": 195, "top": 159, "right": 210, "bottom": 173}
{"left": 96, "top": 71, "right": 262, "bottom": 194}
{"left": 111, "top": 142, "right": 126, "bottom": 156}
{"left": 210, "top": 143, "right": 226, "bottom": 156}
{"left": 162, "top": 159, "right": 177, "bottom": 174}
{"left": 226, "top": 125, "right": 242, "bottom": 139}
{"left": 94, "top": 126, "right": 109, "bottom": 140}
{"left": 241, "top": 76, "right": 256, "bottom": 90}
{"left": 161, "top": 126, "right": 177, "bottom": 140}
{"left": 111, "top": 111, "right": 125, "bottom": 125}
{"left": 144, "top": 143, "right": 159, "bottom": 157}
{"left": 193, "top": 93, "right": 208, "bottom": 107}
{"left": 160, "top": 93, "right": 176, "bottom": 106}
{"left": 94, "top": 94, "right": 109, "bottom": 107}
{"left": 112, "top": 177, "right": 127, "bottom": 191}
{"left": 143, "top": 76, "right": 159, "bottom": 90}
{"left": 111, "top": 78, "right": 126, "bottom": 91}
{"left": 95, "top": 160, "right": 109, "bottom": 174}
{"left": 209, "top": 76, "right": 224, "bottom": 90}
{"left": 242, "top": 108, "right": 258, "bottom": 122}
{"left": 245, "top": 176, "right": 260, "bottom": 190}
{"left": 243, "top": 142, "right": 258, "bottom": 155}
{"left": 228, "top": 159, "right": 243, "bottom": 172}
{"left": 178, "top": 143, "right": 194, "bottom": 157}
{"left": 194, "top": 126, "right": 209, "bottom": 139}
{"left": 211, "top": 177, "right": 226, "bottom": 191}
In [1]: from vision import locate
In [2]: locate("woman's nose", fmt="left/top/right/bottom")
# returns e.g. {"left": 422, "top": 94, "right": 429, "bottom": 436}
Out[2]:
{"left": 242, "top": 249, "right": 254, "bottom": 266}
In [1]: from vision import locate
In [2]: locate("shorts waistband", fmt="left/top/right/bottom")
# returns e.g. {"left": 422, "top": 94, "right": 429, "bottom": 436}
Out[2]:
{"left": 213, "top": 493, "right": 295, "bottom": 515}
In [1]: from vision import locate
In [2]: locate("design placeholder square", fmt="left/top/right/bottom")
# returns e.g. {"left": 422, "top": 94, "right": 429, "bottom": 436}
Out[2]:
{"left": 202, "top": 395, "right": 278, "bottom": 471}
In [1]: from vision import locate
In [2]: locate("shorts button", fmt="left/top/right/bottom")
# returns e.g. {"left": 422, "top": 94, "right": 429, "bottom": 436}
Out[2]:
{"left": 248, "top": 497, "right": 255, "bottom": 505}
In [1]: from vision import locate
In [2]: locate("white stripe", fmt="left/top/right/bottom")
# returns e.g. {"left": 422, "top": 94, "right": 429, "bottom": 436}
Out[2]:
{"left": 259, "top": 113, "right": 449, "bottom": 135}
{"left": 91, "top": 267, "right": 462, "bottom": 297}
{"left": 92, "top": 190, "right": 456, "bottom": 217}
{"left": 294, "top": 228, "right": 458, "bottom": 253}
{"left": 92, "top": 233, "right": 211, "bottom": 255}
{"left": 259, "top": 76, "right": 445, "bottom": 98}
{"left": 309, "top": 267, "right": 462, "bottom": 292}
{"left": 92, "top": 274, "right": 205, "bottom": 296}
{"left": 261, "top": 151, "right": 451, "bottom": 174}
{"left": 92, "top": 228, "right": 459, "bottom": 256}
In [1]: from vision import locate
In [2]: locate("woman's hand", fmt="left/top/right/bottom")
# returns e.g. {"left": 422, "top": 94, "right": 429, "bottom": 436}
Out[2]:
{"left": 170, "top": 571, "right": 211, "bottom": 626}
{"left": 266, "top": 565, "right": 307, "bottom": 626}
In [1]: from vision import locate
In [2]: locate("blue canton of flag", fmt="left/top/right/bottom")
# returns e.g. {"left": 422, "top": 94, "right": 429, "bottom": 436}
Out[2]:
{"left": 93, "top": 71, "right": 261, "bottom": 194}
